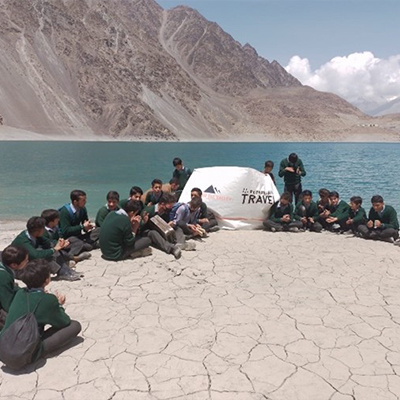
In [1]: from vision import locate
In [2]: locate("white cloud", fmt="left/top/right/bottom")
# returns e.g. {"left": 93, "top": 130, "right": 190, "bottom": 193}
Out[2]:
{"left": 285, "top": 52, "right": 400, "bottom": 114}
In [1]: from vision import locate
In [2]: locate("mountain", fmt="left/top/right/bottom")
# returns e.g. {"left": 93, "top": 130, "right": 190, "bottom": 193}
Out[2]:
{"left": 370, "top": 97, "right": 400, "bottom": 117}
{"left": 0, "top": 0, "right": 398, "bottom": 140}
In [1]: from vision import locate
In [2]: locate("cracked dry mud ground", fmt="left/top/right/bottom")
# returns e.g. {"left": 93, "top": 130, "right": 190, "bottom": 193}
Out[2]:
{"left": 1, "top": 230, "right": 400, "bottom": 400}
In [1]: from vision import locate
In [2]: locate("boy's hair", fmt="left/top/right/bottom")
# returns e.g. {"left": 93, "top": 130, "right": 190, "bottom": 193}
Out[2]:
{"left": 151, "top": 179, "right": 162, "bottom": 187}
{"left": 280, "top": 192, "right": 291, "bottom": 202}
{"left": 26, "top": 217, "right": 46, "bottom": 234}
{"left": 371, "top": 195, "right": 384, "bottom": 204}
{"left": 302, "top": 190, "right": 312, "bottom": 198}
{"left": 107, "top": 190, "right": 120, "bottom": 201}
{"left": 129, "top": 186, "right": 143, "bottom": 196}
{"left": 350, "top": 196, "right": 362, "bottom": 206}
{"left": 1, "top": 245, "right": 28, "bottom": 266}
{"left": 189, "top": 196, "right": 202, "bottom": 210}
{"left": 41, "top": 209, "right": 60, "bottom": 224}
{"left": 329, "top": 191, "right": 339, "bottom": 199}
{"left": 124, "top": 200, "right": 143, "bottom": 214}
{"left": 22, "top": 259, "right": 50, "bottom": 289}
{"left": 159, "top": 193, "right": 176, "bottom": 205}
{"left": 319, "top": 188, "right": 330, "bottom": 198}
{"left": 169, "top": 178, "right": 179, "bottom": 186}
{"left": 173, "top": 157, "right": 182, "bottom": 167}
{"left": 264, "top": 160, "right": 274, "bottom": 168}
{"left": 70, "top": 190, "right": 86, "bottom": 202}
{"left": 288, "top": 153, "right": 298, "bottom": 163}
{"left": 191, "top": 187, "right": 202, "bottom": 196}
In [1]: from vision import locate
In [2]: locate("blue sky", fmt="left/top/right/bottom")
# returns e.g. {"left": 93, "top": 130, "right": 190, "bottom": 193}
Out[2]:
{"left": 157, "top": 0, "right": 400, "bottom": 113}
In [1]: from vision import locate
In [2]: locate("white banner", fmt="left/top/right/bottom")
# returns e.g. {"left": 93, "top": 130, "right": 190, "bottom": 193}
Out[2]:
{"left": 179, "top": 167, "right": 280, "bottom": 230}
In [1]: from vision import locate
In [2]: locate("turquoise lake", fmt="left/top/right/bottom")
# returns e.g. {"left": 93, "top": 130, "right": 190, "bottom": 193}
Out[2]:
{"left": 0, "top": 141, "right": 399, "bottom": 221}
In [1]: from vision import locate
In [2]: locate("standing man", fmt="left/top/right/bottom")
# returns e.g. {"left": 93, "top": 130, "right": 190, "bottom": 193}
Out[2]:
{"left": 278, "top": 153, "right": 306, "bottom": 204}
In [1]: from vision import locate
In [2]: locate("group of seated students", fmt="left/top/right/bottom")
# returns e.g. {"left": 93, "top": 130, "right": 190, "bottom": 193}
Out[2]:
{"left": 264, "top": 188, "right": 400, "bottom": 244}
{"left": 1, "top": 156, "right": 399, "bottom": 370}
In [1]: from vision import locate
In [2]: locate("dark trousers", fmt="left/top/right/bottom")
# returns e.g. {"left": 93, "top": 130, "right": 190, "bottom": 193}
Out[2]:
{"left": 303, "top": 220, "right": 323, "bottom": 232}
{"left": 121, "top": 237, "right": 152, "bottom": 259}
{"left": 264, "top": 219, "right": 303, "bottom": 232}
{"left": 284, "top": 183, "right": 302, "bottom": 204}
{"left": 358, "top": 225, "right": 399, "bottom": 241}
{"left": 60, "top": 236, "right": 88, "bottom": 260}
{"left": 146, "top": 230, "right": 175, "bottom": 254}
{"left": 0, "top": 309, "right": 7, "bottom": 331}
{"left": 200, "top": 218, "right": 218, "bottom": 232}
{"left": 42, "top": 320, "right": 81, "bottom": 357}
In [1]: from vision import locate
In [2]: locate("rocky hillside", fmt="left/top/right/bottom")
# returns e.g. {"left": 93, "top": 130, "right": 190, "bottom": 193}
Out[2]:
{"left": 0, "top": 0, "right": 397, "bottom": 140}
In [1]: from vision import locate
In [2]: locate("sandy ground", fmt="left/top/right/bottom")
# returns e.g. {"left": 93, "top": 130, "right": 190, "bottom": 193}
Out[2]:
{"left": 1, "top": 225, "right": 400, "bottom": 400}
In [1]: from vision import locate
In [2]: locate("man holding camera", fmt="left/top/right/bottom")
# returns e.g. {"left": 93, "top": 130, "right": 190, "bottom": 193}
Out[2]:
{"left": 278, "top": 153, "right": 306, "bottom": 204}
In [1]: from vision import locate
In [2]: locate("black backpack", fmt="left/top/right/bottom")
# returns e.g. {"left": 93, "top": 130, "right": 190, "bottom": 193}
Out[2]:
{"left": 0, "top": 292, "right": 42, "bottom": 370}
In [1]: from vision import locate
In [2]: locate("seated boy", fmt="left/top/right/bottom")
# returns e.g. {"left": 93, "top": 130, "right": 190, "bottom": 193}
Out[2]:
{"left": 42, "top": 209, "right": 91, "bottom": 264}
{"left": 358, "top": 195, "right": 399, "bottom": 243}
{"left": 0, "top": 245, "right": 29, "bottom": 330}
{"left": 144, "top": 179, "right": 164, "bottom": 206}
{"left": 263, "top": 160, "right": 276, "bottom": 185}
{"left": 99, "top": 200, "right": 152, "bottom": 261}
{"left": 172, "top": 157, "right": 192, "bottom": 191}
{"left": 169, "top": 178, "right": 182, "bottom": 201}
{"left": 12, "top": 217, "right": 80, "bottom": 281}
{"left": 95, "top": 191, "right": 120, "bottom": 227}
{"left": 59, "top": 190, "right": 97, "bottom": 249}
{"left": 191, "top": 187, "right": 219, "bottom": 232}
{"left": 316, "top": 188, "right": 331, "bottom": 225}
{"left": 119, "top": 186, "right": 144, "bottom": 209}
{"left": 324, "top": 191, "right": 350, "bottom": 232}
{"left": 344, "top": 196, "right": 367, "bottom": 233}
{"left": 141, "top": 193, "right": 182, "bottom": 259}
{"left": 1, "top": 259, "right": 81, "bottom": 364}
{"left": 169, "top": 197, "right": 204, "bottom": 249}
{"left": 294, "top": 190, "right": 322, "bottom": 232}
{"left": 263, "top": 192, "right": 303, "bottom": 232}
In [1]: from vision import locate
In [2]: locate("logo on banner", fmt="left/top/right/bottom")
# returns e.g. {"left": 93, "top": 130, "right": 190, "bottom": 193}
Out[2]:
{"left": 242, "top": 188, "right": 275, "bottom": 205}
{"left": 202, "top": 184, "right": 232, "bottom": 202}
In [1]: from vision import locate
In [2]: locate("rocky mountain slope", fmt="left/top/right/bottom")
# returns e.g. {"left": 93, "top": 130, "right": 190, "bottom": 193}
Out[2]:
{"left": 0, "top": 0, "right": 398, "bottom": 140}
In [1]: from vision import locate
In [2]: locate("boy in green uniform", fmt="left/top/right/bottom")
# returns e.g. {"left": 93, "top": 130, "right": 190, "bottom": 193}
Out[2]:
{"left": 263, "top": 160, "right": 276, "bottom": 185}
{"left": 169, "top": 178, "right": 182, "bottom": 201}
{"left": 0, "top": 246, "right": 29, "bottom": 330}
{"left": 59, "top": 190, "right": 97, "bottom": 249}
{"left": 172, "top": 158, "right": 192, "bottom": 191}
{"left": 358, "top": 195, "right": 399, "bottom": 243}
{"left": 324, "top": 191, "right": 350, "bottom": 232}
{"left": 144, "top": 179, "right": 164, "bottom": 206}
{"left": 119, "top": 186, "right": 144, "bottom": 210}
{"left": 41, "top": 209, "right": 91, "bottom": 264}
{"left": 1, "top": 259, "right": 81, "bottom": 364}
{"left": 344, "top": 196, "right": 367, "bottom": 233}
{"left": 99, "top": 200, "right": 152, "bottom": 261}
{"left": 191, "top": 188, "right": 219, "bottom": 232}
{"left": 278, "top": 153, "right": 306, "bottom": 204}
{"left": 12, "top": 217, "right": 80, "bottom": 281}
{"left": 95, "top": 191, "right": 120, "bottom": 227}
{"left": 294, "top": 190, "right": 322, "bottom": 232}
{"left": 264, "top": 192, "right": 303, "bottom": 232}
{"left": 141, "top": 193, "right": 182, "bottom": 259}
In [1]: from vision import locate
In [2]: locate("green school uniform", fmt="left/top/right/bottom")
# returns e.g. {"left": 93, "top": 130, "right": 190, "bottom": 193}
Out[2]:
{"left": 172, "top": 167, "right": 192, "bottom": 189}
{"left": 12, "top": 231, "right": 54, "bottom": 261}
{"left": 330, "top": 200, "right": 350, "bottom": 222}
{"left": 368, "top": 205, "right": 399, "bottom": 230}
{"left": 294, "top": 201, "right": 319, "bottom": 220}
{"left": 348, "top": 207, "right": 367, "bottom": 224}
{"left": 278, "top": 158, "right": 306, "bottom": 185}
{"left": 99, "top": 210, "right": 136, "bottom": 261}
{"left": 144, "top": 191, "right": 163, "bottom": 206}
{"left": 95, "top": 205, "right": 120, "bottom": 228}
{"left": 269, "top": 202, "right": 295, "bottom": 223}
{"left": 42, "top": 227, "right": 60, "bottom": 246}
{"left": 0, "top": 263, "right": 19, "bottom": 313}
{"left": 1, "top": 288, "right": 71, "bottom": 361}
{"left": 59, "top": 204, "right": 89, "bottom": 239}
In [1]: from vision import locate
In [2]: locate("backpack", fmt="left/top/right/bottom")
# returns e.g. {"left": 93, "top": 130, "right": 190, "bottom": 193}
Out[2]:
{"left": 0, "top": 292, "right": 42, "bottom": 370}
{"left": 169, "top": 202, "right": 189, "bottom": 223}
